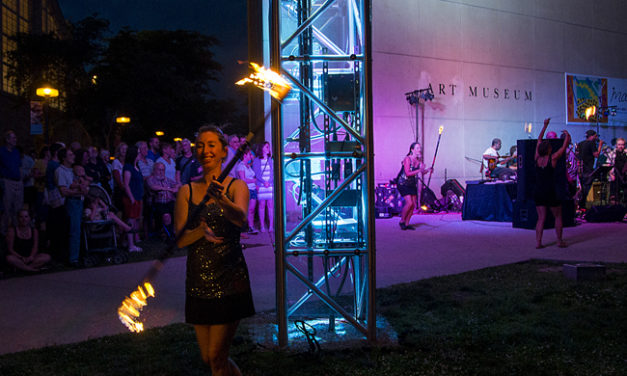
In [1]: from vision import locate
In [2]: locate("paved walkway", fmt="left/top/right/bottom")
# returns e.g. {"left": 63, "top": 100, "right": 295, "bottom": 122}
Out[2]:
{"left": 1, "top": 213, "right": 625, "bottom": 355}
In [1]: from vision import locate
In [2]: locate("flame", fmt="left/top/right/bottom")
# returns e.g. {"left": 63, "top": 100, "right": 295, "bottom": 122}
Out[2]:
{"left": 438, "top": 125, "right": 444, "bottom": 135}
{"left": 118, "top": 282, "right": 155, "bottom": 333}
{"left": 524, "top": 123, "right": 532, "bottom": 133}
{"left": 585, "top": 106, "right": 596, "bottom": 120}
{"left": 235, "top": 62, "right": 292, "bottom": 101}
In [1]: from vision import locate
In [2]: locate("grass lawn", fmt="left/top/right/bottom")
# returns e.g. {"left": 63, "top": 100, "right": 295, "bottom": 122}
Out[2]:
{"left": 1, "top": 260, "right": 625, "bottom": 375}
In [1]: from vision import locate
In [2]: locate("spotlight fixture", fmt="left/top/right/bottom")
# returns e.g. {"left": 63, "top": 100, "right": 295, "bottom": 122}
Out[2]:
{"left": 405, "top": 84, "right": 435, "bottom": 105}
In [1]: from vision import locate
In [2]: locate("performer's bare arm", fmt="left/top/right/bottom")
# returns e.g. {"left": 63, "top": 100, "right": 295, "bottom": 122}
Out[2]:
{"left": 535, "top": 118, "right": 550, "bottom": 159}
{"left": 553, "top": 130, "right": 571, "bottom": 162}
{"left": 593, "top": 139, "right": 604, "bottom": 158}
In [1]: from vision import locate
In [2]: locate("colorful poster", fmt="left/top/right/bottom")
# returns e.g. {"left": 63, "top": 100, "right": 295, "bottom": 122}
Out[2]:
{"left": 565, "top": 73, "right": 627, "bottom": 126}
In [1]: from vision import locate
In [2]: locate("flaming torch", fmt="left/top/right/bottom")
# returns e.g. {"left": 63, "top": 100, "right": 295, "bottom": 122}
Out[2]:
{"left": 117, "top": 282, "right": 155, "bottom": 333}
{"left": 117, "top": 63, "right": 292, "bottom": 333}
{"left": 427, "top": 125, "right": 444, "bottom": 187}
{"left": 585, "top": 106, "right": 596, "bottom": 121}
{"left": 235, "top": 62, "right": 291, "bottom": 101}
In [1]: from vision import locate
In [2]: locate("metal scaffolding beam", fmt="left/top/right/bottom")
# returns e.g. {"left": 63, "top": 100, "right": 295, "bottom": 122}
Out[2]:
{"left": 269, "top": 0, "right": 375, "bottom": 347}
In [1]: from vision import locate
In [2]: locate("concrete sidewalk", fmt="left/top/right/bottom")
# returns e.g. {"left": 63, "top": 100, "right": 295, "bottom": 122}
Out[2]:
{"left": 1, "top": 213, "right": 625, "bottom": 355}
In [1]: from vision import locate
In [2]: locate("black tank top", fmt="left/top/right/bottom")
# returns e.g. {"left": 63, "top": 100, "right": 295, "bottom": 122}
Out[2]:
{"left": 13, "top": 227, "right": 34, "bottom": 258}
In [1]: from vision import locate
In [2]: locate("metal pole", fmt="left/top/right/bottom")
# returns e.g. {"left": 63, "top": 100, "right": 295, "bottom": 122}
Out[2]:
{"left": 270, "top": 0, "right": 288, "bottom": 348}
{"left": 363, "top": 0, "right": 376, "bottom": 344}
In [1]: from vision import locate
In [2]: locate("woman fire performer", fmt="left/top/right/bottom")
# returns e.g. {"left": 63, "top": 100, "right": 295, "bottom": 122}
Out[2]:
{"left": 397, "top": 142, "right": 431, "bottom": 230}
{"left": 174, "top": 125, "right": 254, "bottom": 376}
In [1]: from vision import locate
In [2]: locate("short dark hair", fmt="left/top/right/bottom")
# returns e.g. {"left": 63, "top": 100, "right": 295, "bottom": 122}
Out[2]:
{"left": 57, "top": 148, "right": 68, "bottom": 163}
{"left": 492, "top": 138, "right": 501, "bottom": 147}
{"left": 50, "top": 143, "right": 63, "bottom": 158}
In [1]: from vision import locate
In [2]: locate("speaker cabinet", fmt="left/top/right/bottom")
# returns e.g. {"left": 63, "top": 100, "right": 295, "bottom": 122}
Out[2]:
{"left": 517, "top": 139, "right": 569, "bottom": 202}
{"left": 441, "top": 179, "right": 465, "bottom": 197}
{"left": 513, "top": 199, "right": 576, "bottom": 229}
{"left": 375, "top": 185, "right": 404, "bottom": 218}
{"left": 585, "top": 205, "right": 627, "bottom": 222}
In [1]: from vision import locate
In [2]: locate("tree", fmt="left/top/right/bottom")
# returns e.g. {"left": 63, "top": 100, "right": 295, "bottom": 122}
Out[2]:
{"left": 90, "top": 28, "right": 226, "bottom": 146}
{"left": 7, "top": 16, "right": 246, "bottom": 149}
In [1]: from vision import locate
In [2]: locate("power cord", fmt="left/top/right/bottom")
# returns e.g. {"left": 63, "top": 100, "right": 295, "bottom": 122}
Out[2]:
{"left": 293, "top": 320, "right": 321, "bottom": 354}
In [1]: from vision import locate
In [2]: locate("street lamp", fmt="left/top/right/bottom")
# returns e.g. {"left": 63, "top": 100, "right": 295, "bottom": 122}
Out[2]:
{"left": 116, "top": 116, "right": 131, "bottom": 124}
{"left": 36, "top": 85, "right": 59, "bottom": 144}
{"left": 155, "top": 131, "right": 165, "bottom": 136}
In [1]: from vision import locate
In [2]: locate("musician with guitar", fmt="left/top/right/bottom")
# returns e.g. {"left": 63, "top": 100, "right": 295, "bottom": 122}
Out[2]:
{"left": 396, "top": 142, "right": 432, "bottom": 230}
{"left": 482, "top": 138, "right": 517, "bottom": 181}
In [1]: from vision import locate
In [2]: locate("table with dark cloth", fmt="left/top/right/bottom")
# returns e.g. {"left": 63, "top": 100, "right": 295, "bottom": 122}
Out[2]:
{"left": 462, "top": 182, "right": 517, "bottom": 222}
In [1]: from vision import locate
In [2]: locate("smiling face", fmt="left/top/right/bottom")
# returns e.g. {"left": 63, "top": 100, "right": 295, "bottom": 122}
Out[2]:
{"left": 262, "top": 142, "right": 271, "bottom": 158}
{"left": 196, "top": 130, "right": 227, "bottom": 172}
{"left": 17, "top": 210, "right": 30, "bottom": 227}
{"left": 411, "top": 143, "right": 422, "bottom": 158}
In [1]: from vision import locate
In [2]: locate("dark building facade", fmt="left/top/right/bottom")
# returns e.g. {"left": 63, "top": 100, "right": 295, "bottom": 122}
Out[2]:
{"left": 0, "top": 0, "right": 65, "bottom": 146}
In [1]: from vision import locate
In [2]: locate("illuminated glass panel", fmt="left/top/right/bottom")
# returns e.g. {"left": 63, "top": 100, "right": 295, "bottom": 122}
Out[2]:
{"left": 5, "top": 0, "right": 17, "bottom": 12}
{"left": 20, "top": 0, "right": 29, "bottom": 19}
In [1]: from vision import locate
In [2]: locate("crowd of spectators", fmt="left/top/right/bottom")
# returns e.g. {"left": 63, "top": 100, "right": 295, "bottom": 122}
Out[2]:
{"left": 0, "top": 129, "right": 274, "bottom": 272}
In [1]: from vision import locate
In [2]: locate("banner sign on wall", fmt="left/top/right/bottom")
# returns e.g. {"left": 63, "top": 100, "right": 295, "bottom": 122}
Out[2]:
{"left": 565, "top": 73, "right": 627, "bottom": 126}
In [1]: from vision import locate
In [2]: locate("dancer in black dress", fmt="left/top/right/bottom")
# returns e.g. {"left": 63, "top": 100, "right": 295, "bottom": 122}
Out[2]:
{"left": 397, "top": 142, "right": 432, "bottom": 230}
{"left": 534, "top": 118, "right": 570, "bottom": 249}
{"left": 174, "top": 125, "right": 254, "bottom": 376}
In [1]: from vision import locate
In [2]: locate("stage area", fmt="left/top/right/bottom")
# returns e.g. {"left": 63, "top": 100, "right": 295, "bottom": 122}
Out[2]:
{"left": 1, "top": 213, "right": 625, "bottom": 355}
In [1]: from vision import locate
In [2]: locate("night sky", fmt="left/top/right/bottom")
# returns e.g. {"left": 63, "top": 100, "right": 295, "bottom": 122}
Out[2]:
{"left": 57, "top": 0, "right": 249, "bottom": 102}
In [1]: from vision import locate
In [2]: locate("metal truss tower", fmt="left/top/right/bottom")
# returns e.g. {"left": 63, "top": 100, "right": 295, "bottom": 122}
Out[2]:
{"left": 269, "top": 0, "right": 375, "bottom": 346}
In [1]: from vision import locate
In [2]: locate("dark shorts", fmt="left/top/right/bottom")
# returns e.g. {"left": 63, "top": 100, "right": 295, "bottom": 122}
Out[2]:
{"left": 534, "top": 192, "right": 560, "bottom": 208}
{"left": 185, "top": 290, "right": 255, "bottom": 325}
{"left": 249, "top": 189, "right": 258, "bottom": 200}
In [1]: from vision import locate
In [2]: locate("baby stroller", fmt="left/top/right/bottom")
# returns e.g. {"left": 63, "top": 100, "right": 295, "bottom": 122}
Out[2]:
{"left": 82, "top": 184, "right": 129, "bottom": 267}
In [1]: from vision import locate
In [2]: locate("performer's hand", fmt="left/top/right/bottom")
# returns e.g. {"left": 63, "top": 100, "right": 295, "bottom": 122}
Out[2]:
{"left": 202, "top": 222, "right": 224, "bottom": 244}
{"left": 207, "top": 178, "right": 224, "bottom": 200}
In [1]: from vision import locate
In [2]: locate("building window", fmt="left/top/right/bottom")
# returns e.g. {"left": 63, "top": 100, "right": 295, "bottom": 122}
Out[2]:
{"left": 2, "top": 0, "right": 31, "bottom": 95}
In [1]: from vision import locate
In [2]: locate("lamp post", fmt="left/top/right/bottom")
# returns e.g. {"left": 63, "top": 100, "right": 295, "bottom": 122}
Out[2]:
{"left": 36, "top": 86, "right": 59, "bottom": 144}
{"left": 111, "top": 115, "right": 131, "bottom": 149}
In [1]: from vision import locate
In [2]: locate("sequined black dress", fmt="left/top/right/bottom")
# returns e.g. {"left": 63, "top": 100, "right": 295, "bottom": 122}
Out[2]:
{"left": 184, "top": 182, "right": 255, "bottom": 325}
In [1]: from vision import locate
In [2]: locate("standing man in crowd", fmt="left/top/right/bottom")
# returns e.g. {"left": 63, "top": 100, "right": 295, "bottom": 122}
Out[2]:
{"left": 147, "top": 136, "right": 160, "bottom": 162}
{"left": 0, "top": 130, "right": 23, "bottom": 235}
{"left": 223, "top": 134, "right": 241, "bottom": 178}
{"left": 577, "top": 130, "right": 604, "bottom": 208}
{"left": 56, "top": 148, "right": 86, "bottom": 267}
{"left": 606, "top": 137, "right": 626, "bottom": 203}
{"left": 156, "top": 142, "right": 177, "bottom": 183}
{"left": 176, "top": 138, "right": 202, "bottom": 185}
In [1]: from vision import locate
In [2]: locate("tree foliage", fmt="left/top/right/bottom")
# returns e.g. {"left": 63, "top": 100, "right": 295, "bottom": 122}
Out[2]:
{"left": 7, "top": 16, "right": 244, "bottom": 148}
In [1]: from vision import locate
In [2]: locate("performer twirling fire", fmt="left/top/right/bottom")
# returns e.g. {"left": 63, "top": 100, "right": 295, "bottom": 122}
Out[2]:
{"left": 174, "top": 125, "right": 255, "bottom": 376}
{"left": 397, "top": 142, "right": 432, "bottom": 230}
